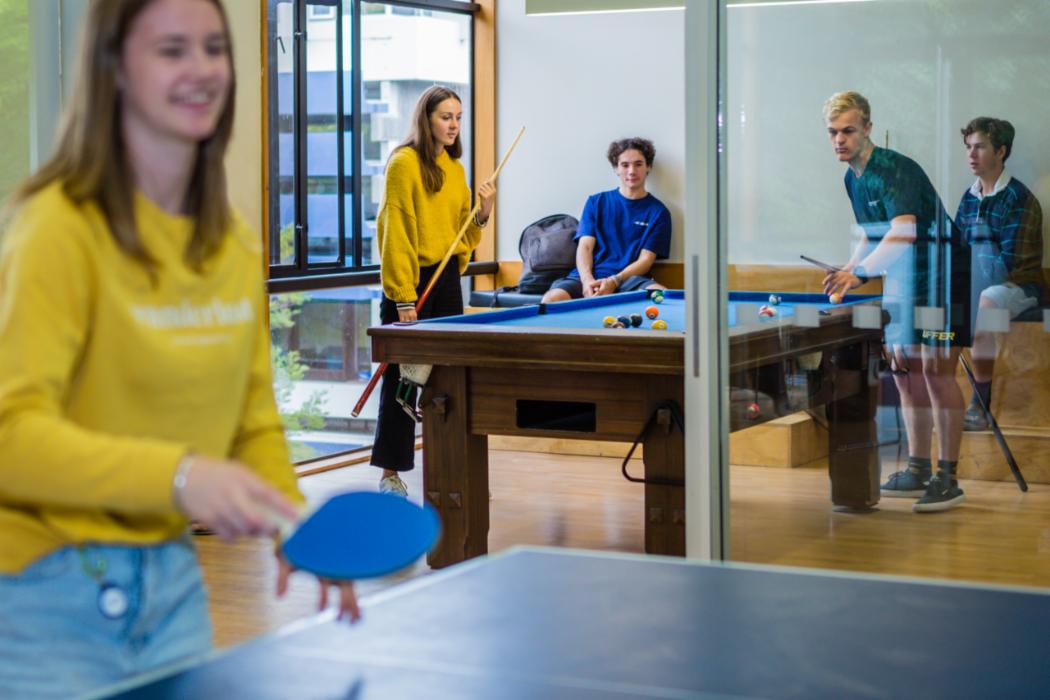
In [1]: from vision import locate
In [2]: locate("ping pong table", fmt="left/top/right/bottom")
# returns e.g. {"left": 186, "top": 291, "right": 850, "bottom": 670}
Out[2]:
{"left": 95, "top": 547, "right": 1050, "bottom": 699}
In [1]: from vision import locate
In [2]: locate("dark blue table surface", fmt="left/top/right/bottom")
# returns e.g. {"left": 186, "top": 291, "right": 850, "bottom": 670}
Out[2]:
{"left": 98, "top": 547, "right": 1050, "bottom": 699}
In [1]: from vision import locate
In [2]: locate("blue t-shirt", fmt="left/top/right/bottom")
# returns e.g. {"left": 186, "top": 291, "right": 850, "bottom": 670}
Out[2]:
{"left": 569, "top": 189, "right": 672, "bottom": 280}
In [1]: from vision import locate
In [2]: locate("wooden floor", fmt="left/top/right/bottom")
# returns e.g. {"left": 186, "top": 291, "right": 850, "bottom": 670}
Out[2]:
{"left": 197, "top": 449, "right": 1050, "bottom": 648}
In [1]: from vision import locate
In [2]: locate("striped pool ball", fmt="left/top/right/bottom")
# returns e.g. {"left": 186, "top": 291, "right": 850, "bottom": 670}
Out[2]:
{"left": 768, "top": 294, "right": 782, "bottom": 306}
{"left": 645, "top": 305, "right": 659, "bottom": 319}
{"left": 758, "top": 305, "right": 776, "bottom": 318}
{"left": 652, "top": 293, "right": 665, "bottom": 304}
{"left": 603, "top": 316, "right": 617, "bottom": 328}
{"left": 617, "top": 315, "right": 631, "bottom": 327}
{"left": 651, "top": 319, "right": 668, "bottom": 330}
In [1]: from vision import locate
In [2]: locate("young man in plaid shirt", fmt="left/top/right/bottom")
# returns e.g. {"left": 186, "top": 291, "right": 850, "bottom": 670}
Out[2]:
{"left": 956, "top": 118, "right": 1044, "bottom": 430}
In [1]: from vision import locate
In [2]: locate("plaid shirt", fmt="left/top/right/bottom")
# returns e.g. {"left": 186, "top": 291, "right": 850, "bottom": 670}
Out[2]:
{"left": 955, "top": 174, "right": 1044, "bottom": 300}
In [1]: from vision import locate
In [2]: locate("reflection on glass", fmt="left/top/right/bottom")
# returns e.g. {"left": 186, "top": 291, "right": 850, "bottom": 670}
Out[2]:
{"left": 823, "top": 90, "right": 969, "bottom": 514}
{"left": 725, "top": 0, "right": 1050, "bottom": 588}
{"left": 270, "top": 287, "right": 383, "bottom": 462}
{"left": 360, "top": 3, "right": 472, "bottom": 266}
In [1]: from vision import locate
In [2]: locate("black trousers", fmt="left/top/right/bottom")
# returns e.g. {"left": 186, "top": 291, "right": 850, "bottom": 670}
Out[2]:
{"left": 369, "top": 263, "right": 464, "bottom": 471}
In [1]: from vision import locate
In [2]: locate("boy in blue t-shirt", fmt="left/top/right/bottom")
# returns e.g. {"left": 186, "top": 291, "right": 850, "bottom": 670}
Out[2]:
{"left": 542, "top": 138, "right": 672, "bottom": 302}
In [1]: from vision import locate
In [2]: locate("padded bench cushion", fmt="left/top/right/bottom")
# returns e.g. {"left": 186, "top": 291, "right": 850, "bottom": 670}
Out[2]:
{"left": 1013, "top": 305, "right": 1048, "bottom": 323}
{"left": 469, "top": 289, "right": 544, "bottom": 308}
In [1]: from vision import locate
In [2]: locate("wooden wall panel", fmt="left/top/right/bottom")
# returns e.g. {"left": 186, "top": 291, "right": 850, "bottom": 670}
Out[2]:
{"left": 473, "top": 0, "right": 497, "bottom": 268}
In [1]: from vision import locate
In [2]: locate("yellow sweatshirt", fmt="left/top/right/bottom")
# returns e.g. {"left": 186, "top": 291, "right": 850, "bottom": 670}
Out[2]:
{"left": 376, "top": 147, "right": 484, "bottom": 303}
{"left": 0, "top": 183, "right": 301, "bottom": 574}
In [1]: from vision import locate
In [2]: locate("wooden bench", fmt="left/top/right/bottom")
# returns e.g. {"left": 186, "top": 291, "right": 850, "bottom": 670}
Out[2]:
{"left": 955, "top": 316, "right": 1050, "bottom": 484}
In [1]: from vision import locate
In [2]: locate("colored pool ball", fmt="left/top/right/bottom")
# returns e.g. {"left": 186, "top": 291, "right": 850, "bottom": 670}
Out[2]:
{"left": 758, "top": 305, "right": 776, "bottom": 318}
{"left": 645, "top": 305, "right": 660, "bottom": 319}
{"left": 603, "top": 316, "right": 617, "bottom": 328}
{"left": 746, "top": 402, "right": 761, "bottom": 420}
{"left": 629, "top": 313, "right": 643, "bottom": 327}
{"left": 651, "top": 319, "right": 668, "bottom": 330}
{"left": 768, "top": 294, "right": 782, "bottom": 306}
{"left": 612, "top": 321, "right": 626, "bottom": 328}
{"left": 829, "top": 292, "right": 843, "bottom": 305}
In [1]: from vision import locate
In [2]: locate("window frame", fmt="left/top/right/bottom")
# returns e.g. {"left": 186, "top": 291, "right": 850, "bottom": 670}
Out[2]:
{"left": 265, "top": 0, "right": 483, "bottom": 291}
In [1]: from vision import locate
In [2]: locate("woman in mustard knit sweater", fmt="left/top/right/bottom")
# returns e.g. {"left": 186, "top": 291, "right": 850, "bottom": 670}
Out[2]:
{"left": 0, "top": 2, "right": 356, "bottom": 697}
{"left": 371, "top": 86, "right": 496, "bottom": 496}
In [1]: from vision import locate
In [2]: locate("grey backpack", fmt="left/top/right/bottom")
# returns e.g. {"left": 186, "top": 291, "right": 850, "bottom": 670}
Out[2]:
{"left": 515, "top": 214, "right": 579, "bottom": 294}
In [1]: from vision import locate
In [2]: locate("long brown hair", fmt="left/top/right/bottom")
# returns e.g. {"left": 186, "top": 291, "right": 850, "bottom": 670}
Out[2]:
{"left": 393, "top": 85, "right": 462, "bottom": 194}
{"left": 6, "top": 0, "right": 237, "bottom": 275}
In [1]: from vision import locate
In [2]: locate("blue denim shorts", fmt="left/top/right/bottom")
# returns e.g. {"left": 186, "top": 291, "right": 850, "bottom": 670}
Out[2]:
{"left": 0, "top": 537, "right": 212, "bottom": 699}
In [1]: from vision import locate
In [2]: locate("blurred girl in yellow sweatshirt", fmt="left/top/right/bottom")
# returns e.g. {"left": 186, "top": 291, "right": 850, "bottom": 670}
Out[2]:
{"left": 370, "top": 86, "right": 495, "bottom": 496}
{"left": 0, "top": 1, "right": 355, "bottom": 697}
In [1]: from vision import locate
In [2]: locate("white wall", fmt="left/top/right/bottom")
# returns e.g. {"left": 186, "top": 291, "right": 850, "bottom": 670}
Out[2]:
{"left": 726, "top": 0, "right": 1050, "bottom": 266}
{"left": 496, "top": 3, "right": 685, "bottom": 261}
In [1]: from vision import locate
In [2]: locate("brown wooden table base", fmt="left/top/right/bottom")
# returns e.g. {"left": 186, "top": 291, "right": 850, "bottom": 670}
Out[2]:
{"left": 370, "top": 294, "right": 886, "bottom": 569}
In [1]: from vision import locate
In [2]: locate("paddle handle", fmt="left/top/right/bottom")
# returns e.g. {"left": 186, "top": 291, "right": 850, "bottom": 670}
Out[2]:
{"left": 266, "top": 502, "right": 312, "bottom": 541}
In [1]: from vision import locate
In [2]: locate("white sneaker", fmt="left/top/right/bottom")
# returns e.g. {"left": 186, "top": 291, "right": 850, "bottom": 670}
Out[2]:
{"left": 379, "top": 473, "right": 408, "bottom": 498}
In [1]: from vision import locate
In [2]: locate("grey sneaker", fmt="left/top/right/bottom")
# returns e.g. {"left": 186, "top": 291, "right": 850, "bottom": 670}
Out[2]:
{"left": 880, "top": 467, "right": 931, "bottom": 498}
{"left": 963, "top": 401, "right": 989, "bottom": 431}
{"left": 913, "top": 473, "right": 965, "bottom": 513}
{"left": 379, "top": 473, "right": 408, "bottom": 498}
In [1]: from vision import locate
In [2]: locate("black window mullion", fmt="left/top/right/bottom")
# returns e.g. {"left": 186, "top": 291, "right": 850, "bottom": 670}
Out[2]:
{"left": 380, "top": 0, "right": 478, "bottom": 12}
{"left": 351, "top": 1, "right": 363, "bottom": 268}
{"left": 335, "top": 0, "right": 347, "bottom": 267}
{"left": 294, "top": 1, "right": 309, "bottom": 273}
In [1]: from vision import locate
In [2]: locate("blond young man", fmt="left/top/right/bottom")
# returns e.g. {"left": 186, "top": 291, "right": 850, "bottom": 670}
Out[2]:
{"left": 822, "top": 91, "right": 971, "bottom": 512}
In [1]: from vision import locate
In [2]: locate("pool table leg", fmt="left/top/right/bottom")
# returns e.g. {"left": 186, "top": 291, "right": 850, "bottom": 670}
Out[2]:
{"left": 421, "top": 366, "right": 490, "bottom": 569}
{"left": 642, "top": 377, "right": 687, "bottom": 556}
{"left": 826, "top": 341, "right": 881, "bottom": 510}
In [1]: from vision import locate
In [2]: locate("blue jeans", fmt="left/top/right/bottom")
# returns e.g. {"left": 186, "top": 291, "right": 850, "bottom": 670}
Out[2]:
{"left": 0, "top": 537, "right": 213, "bottom": 699}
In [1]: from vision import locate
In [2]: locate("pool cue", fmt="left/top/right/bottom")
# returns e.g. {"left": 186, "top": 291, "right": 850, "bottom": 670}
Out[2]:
{"left": 958, "top": 353, "right": 1027, "bottom": 492}
{"left": 351, "top": 127, "right": 526, "bottom": 418}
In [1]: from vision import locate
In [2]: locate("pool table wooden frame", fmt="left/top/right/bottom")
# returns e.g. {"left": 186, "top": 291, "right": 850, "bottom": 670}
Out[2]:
{"left": 369, "top": 296, "right": 883, "bottom": 568}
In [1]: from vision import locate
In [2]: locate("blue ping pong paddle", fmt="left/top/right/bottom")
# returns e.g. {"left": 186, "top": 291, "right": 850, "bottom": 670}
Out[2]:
{"left": 275, "top": 491, "right": 440, "bottom": 580}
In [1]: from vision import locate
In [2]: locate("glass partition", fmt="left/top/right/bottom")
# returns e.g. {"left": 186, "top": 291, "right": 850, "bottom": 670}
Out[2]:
{"left": 724, "top": 0, "right": 1050, "bottom": 587}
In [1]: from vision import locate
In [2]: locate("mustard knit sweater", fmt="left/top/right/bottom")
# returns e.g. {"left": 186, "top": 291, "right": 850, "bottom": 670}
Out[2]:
{"left": 0, "top": 184, "right": 302, "bottom": 573}
{"left": 376, "top": 147, "right": 484, "bottom": 303}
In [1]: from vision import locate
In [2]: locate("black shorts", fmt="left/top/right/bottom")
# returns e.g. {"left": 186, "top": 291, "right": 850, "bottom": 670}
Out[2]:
{"left": 883, "top": 240, "right": 972, "bottom": 348}
{"left": 549, "top": 274, "right": 660, "bottom": 299}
